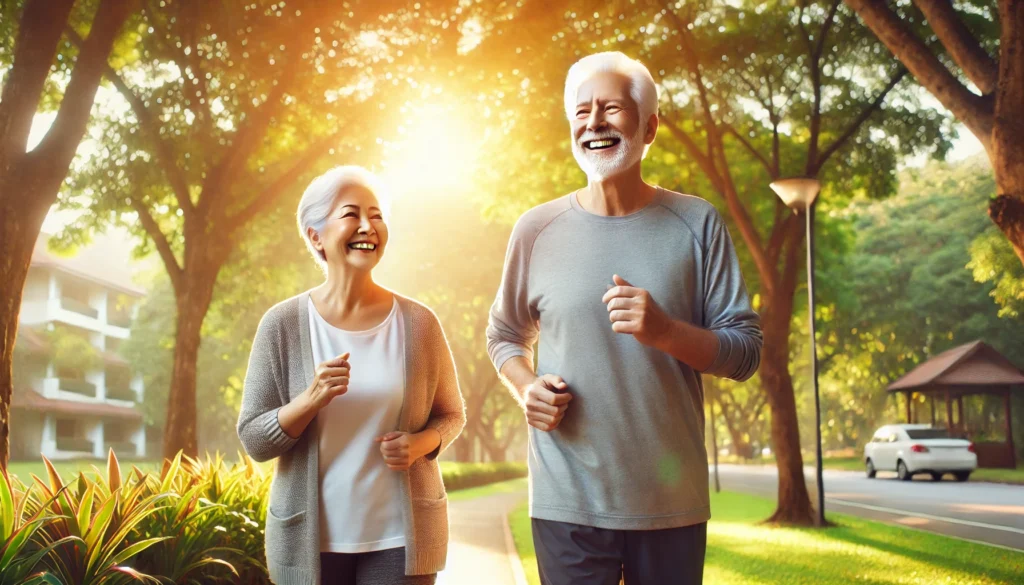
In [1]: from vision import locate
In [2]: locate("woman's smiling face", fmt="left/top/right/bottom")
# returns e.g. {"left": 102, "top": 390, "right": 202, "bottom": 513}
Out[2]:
{"left": 309, "top": 184, "right": 389, "bottom": 273}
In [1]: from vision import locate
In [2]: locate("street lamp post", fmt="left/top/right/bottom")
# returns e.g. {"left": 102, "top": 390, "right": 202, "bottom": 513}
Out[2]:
{"left": 769, "top": 177, "right": 825, "bottom": 527}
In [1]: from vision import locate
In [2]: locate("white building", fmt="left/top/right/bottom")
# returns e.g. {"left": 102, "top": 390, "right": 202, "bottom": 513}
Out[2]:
{"left": 10, "top": 233, "right": 147, "bottom": 461}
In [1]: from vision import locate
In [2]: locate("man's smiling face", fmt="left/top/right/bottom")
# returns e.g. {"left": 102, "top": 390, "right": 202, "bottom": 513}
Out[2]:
{"left": 570, "top": 71, "right": 646, "bottom": 180}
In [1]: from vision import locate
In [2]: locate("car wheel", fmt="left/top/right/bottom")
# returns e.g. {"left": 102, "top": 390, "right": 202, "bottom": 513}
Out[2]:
{"left": 954, "top": 471, "right": 971, "bottom": 482}
{"left": 930, "top": 472, "right": 942, "bottom": 481}
{"left": 897, "top": 460, "right": 912, "bottom": 481}
{"left": 865, "top": 458, "right": 877, "bottom": 478}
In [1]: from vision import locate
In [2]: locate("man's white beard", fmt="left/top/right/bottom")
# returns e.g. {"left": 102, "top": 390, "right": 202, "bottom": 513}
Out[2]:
{"left": 571, "top": 124, "right": 646, "bottom": 181}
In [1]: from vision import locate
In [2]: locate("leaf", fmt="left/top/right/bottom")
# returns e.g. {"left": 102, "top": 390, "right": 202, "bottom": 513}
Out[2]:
{"left": 106, "top": 537, "right": 172, "bottom": 568}
{"left": 0, "top": 468, "right": 14, "bottom": 542}
{"left": 107, "top": 448, "right": 122, "bottom": 493}
{"left": 41, "top": 457, "right": 64, "bottom": 495}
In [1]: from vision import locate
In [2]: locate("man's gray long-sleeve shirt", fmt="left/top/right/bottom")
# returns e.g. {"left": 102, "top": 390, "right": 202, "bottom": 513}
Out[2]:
{"left": 486, "top": 187, "right": 762, "bottom": 530}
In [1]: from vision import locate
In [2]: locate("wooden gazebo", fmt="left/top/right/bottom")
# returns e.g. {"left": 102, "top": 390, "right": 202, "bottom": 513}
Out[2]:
{"left": 887, "top": 340, "right": 1024, "bottom": 469}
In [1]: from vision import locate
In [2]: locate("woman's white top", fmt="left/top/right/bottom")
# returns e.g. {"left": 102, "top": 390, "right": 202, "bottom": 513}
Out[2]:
{"left": 307, "top": 295, "right": 406, "bottom": 553}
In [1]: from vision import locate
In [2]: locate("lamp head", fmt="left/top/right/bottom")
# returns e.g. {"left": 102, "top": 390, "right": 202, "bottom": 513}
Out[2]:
{"left": 770, "top": 177, "right": 821, "bottom": 211}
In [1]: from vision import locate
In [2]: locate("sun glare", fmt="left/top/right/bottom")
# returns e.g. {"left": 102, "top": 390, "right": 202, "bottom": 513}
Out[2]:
{"left": 378, "top": 103, "right": 483, "bottom": 195}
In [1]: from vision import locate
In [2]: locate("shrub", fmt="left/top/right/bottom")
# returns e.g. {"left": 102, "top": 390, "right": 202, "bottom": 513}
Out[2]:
{"left": 440, "top": 461, "right": 528, "bottom": 491}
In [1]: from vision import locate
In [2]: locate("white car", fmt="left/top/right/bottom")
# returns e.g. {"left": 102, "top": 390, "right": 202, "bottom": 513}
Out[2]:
{"left": 864, "top": 424, "right": 977, "bottom": 481}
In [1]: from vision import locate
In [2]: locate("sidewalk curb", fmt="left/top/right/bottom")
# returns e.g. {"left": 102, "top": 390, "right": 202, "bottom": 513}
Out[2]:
{"left": 502, "top": 510, "right": 529, "bottom": 585}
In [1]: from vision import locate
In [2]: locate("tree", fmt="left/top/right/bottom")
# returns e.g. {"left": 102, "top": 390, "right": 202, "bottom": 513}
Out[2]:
{"left": 0, "top": 0, "right": 134, "bottom": 468}
{"left": 843, "top": 0, "right": 1024, "bottom": 267}
{"left": 60, "top": 0, "right": 457, "bottom": 458}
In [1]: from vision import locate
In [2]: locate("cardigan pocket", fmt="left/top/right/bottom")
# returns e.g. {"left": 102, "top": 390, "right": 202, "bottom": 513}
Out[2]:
{"left": 411, "top": 495, "right": 449, "bottom": 550}
{"left": 265, "top": 508, "right": 307, "bottom": 566}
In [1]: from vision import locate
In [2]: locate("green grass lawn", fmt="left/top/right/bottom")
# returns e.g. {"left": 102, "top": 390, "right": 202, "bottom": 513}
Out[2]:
{"left": 509, "top": 490, "right": 1024, "bottom": 585}
{"left": 5, "top": 459, "right": 164, "bottom": 483}
{"left": 971, "top": 467, "right": 1024, "bottom": 484}
{"left": 447, "top": 477, "right": 527, "bottom": 501}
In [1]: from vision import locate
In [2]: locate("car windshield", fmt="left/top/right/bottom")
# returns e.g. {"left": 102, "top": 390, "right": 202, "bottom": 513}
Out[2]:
{"left": 905, "top": 429, "right": 951, "bottom": 439}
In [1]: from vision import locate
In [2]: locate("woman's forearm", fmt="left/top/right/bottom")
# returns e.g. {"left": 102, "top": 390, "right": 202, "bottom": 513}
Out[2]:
{"left": 412, "top": 428, "right": 442, "bottom": 460}
{"left": 277, "top": 391, "right": 319, "bottom": 439}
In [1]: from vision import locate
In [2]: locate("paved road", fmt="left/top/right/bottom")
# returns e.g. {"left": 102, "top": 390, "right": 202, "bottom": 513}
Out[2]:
{"left": 712, "top": 464, "right": 1024, "bottom": 551}
{"left": 436, "top": 485, "right": 528, "bottom": 585}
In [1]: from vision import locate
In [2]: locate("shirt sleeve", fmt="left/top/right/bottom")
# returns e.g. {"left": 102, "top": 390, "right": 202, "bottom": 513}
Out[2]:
{"left": 700, "top": 218, "right": 763, "bottom": 381}
{"left": 236, "top": 313, "right": 300, "bottom": 462}
{"left": 423, "top": 313, "right": 467, "bottom": 460}
{"left": 486, "top": 217, "right": 540, "bottom": 373}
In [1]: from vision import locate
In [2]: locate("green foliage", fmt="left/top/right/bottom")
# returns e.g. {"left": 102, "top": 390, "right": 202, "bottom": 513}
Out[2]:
{"left": 20, "top": 453, "right": 171, "bottom": 585}
{"left": 0, "top": 468, "right": 80, "bottom": 585}
{"left": 817, "top": 156, "right": 1024, "bottom": 450}
{"left": 3, "top": 450, "right": 270, "bottom": 585}
{"left": 2, "top": 451, "right": 524, "bottom": 585}
{"left": 131, "top": 453, "right": 270, "bottom": 585}
{"left": 439, "top": 461, "right": 527, "bottom": 492}
{"left": 46, "top": 324, "right": 101, "bottom": 375}
{"left": 968, "top": 230, "right": 1024, "bottom": 318}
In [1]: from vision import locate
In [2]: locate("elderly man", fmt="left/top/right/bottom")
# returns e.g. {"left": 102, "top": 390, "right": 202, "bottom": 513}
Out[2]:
{"left": 485, "top": 52, "right": 763, "bottom": 585}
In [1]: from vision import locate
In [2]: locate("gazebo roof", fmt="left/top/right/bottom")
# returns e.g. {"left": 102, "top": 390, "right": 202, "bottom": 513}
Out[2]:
{"left": 887, "top": 340, "right": 1024, "bottom": 392}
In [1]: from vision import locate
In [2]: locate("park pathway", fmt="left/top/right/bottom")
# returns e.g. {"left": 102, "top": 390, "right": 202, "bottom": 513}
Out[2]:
{"left": 436, "top": 483, "right": 528, "bottom": 585}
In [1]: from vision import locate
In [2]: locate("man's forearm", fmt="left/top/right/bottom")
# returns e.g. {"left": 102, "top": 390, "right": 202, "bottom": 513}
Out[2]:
{"left": 654, "top": 318, "right": 720, "bottom": 372}
{"left": 498, "top": 355, "right": 537, "bottom": 406}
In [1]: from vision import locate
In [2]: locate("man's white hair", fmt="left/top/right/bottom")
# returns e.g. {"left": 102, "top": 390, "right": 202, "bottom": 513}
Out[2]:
{"left": 563, "top": 51, "right": 659, "bottom": 130}
{"left": 296, "top": 165, "right": 390, "bottom": 270}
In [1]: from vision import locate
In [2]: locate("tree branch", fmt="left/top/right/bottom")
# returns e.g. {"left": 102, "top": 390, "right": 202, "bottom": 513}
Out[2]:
{"left": 32, "top": 0, "right": 134, "bottom": 185}
{"left": 913, "top": 0, "right": 999, "bottom": 94}
{"left": 724, "top": 124, "right": 774, "bottom": 176}
{"left": 0, "top": 0, "right": 76, "bottom": 157}
{"left": 225, "top": 132, "right": 342, "bottom": 234}
{"left": 128, "top": 190, "right": 184, "bottom": 294}
{"left": 666, "top": 7, "right": 774, "bottom": 290}
{"left": 660, "top": 113, "right": 723, "bottom": 192}
{"left": 203, "top": 73, "right": 295, "bottom": 214}
{"left": 814, "top": 67, "right": 908, "bottom": 172}
{"left": 781, "top": 213, "right": 805, "bottom": 302}
{"left": 766, "top": 208, "right": 799, "bottom": 268}
{"left": 143, "top": 0, "right": 214, "bottom": 137}
{"left": 815, "top": 0, "right": 844, "bottom": 61}
{"left": 65, "top": 27, "right": 197, "bottom": 222}
{"left": 844, "top": 0, "right": 994, "bottom": 144}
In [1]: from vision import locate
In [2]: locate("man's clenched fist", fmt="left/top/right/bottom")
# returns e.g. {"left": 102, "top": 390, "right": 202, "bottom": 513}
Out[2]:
{"left": 523, "top": 374, "right": 573, "bottom": 432}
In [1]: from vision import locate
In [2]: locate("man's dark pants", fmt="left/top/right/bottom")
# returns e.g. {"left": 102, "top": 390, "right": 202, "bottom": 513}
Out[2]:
{"left": 531, "top": 518, "right": 707, "bottom": 585}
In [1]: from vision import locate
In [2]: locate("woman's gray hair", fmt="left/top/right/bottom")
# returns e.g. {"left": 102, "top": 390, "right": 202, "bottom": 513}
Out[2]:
{"left": 564, "top": 51, "right": 659, "bottom": 131}
{"left": 296, "top": 165, "right": 390, "bottom": 269}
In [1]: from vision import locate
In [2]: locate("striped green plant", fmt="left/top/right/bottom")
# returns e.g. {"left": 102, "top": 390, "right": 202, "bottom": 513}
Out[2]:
{"left": 1, "top": 467, "right": 80, "bottom": 585}
{"left": 131, "top": 452, "right": 261, "bottom": 585}
{"left": 22, "top": 451, "right": 171, "bottom": 585}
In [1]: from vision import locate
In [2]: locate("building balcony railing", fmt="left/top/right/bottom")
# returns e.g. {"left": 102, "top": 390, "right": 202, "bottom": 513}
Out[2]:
{"left": 60, "top": 297, "right": 99, "bottom": 319}
{"left": 59, "top": 378, "right": 97, "bottom": 398}
{"left": 56, "top": 437, "right": 95, "bottom": 453}
{"left": 105, "top": 385, "right": 136, "bottom": 402}
{"left": 108, "top": 313, "right": 132, "bottom": 328}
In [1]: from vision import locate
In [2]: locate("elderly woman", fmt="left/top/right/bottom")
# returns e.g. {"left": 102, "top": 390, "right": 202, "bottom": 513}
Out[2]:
{"left": 237, "top": 166, "right": 465, "bottom": 585}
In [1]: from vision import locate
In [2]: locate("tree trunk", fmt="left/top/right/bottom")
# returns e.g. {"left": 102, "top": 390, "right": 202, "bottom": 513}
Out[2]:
{"left": 760, "top": 296, "right": 815, "bottom": 526}
{"left": 0, "top": 194, "right": 44, "bottom": 469}
{"left": 453, "top": 434, "right": 473, "bottom": 462}
{"left": 162, "top": 270, "right": 217, "bottom": 460}
{"left": 989, "top": 0, "right": 1024, "bottom": 265}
